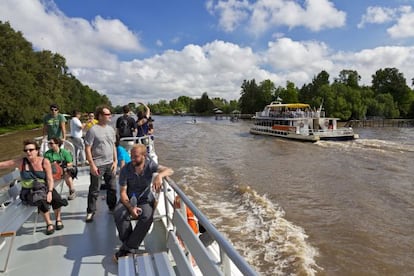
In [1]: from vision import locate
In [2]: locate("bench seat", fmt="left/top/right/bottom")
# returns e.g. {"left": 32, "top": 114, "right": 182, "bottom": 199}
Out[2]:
{"left": 118, "top": 252, "right": 176, "bottom": 276}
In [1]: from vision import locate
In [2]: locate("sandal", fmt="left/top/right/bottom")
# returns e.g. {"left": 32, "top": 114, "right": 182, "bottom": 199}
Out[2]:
{"left": 46, "top": 224, "right": 55, "bottom": 235}
{"left": 56, "top": 220, "right": 64, "bottom": 230}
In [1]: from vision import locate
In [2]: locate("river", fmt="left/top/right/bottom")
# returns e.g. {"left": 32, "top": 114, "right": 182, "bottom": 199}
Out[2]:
{"left": 1, "top": 116, "right": 413, "bottom": 275}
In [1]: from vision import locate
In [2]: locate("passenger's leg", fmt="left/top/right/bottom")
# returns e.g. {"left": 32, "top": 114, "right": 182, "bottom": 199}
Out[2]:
{"left": 87, "top": 170, "right": 101, "bottom": 214}
{"left": 65, "top": 174, "right": 76, "bottom": 200}
{"left": 103, "top": 164, "right": 117, "bottom": 211}
{"left": 122, "top": 203, "right": 153, "bottom": 251}
{"left": 113, "top": 203, "right": 132, "bottom": 242}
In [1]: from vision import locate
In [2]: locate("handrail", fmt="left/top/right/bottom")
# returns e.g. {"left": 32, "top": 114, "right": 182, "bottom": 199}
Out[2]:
{"left": 164, "top": 177, "right": 257, "bottom": 276}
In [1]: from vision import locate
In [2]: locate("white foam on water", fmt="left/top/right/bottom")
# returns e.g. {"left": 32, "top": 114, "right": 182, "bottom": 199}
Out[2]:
{"left": 316, "top": 138, "right": 414, "bottom": 154}
{"left": 175, "top": 166, "right": 322, "bottom": 275}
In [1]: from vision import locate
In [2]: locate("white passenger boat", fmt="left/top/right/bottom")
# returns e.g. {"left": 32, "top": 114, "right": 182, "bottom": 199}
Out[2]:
{"left": 0, "top": 139, "right": 256, "bottom": 275}
{"left": 250, "top": 101, "right": 359, "bottom": 142}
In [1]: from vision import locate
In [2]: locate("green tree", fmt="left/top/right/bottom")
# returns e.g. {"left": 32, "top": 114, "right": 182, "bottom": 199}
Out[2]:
{"left": 193, "top": 92, "right": 214, "bottom": 114}
{"left": 372, "top": 68, "right": 414, "bottom": 117}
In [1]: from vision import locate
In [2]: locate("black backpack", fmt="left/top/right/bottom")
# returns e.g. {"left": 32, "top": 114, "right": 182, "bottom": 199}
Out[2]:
{"left": 118, "top": 117, "right": 131, "bottom": 137}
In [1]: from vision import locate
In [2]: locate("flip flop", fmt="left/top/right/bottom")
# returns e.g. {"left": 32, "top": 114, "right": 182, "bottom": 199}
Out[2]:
{"left": 46, "top": 224, "right": 55, "bottom": 235}
{"left": 56, "top": 220, "right": 64, "bottom": 230}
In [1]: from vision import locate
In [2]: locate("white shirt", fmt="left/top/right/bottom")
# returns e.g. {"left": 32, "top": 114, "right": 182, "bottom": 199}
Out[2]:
{"left": 70, "top": 117, "right": 83, "bottom": 138}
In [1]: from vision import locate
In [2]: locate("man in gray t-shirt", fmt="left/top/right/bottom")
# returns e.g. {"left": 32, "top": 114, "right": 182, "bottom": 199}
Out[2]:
{"left": 84, "top": 106, "right": 117, "bottom": 222}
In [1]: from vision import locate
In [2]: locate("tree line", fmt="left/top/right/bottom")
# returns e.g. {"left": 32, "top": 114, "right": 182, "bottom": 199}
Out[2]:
{"left": 0, "top": 21, "right": 111, "bottom": 127}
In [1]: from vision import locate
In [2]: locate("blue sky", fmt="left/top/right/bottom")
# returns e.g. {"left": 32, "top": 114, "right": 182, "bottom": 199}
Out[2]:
{"left": 1, "top": 0, "right": 414, "bottom": 105}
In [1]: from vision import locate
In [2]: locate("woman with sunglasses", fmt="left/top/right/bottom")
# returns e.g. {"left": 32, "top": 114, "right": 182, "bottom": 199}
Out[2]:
{"left": 0, "top": 139, "right": 68, "bottom": 235}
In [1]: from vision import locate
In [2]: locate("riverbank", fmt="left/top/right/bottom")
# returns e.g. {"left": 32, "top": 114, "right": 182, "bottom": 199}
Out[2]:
{"left": 0, "top": 124, "right": 42, "bottom": 136}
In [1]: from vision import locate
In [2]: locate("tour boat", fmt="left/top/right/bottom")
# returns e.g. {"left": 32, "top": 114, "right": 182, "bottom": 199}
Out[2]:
{"left": 250, "top": 101, "right": 359, "bottom": 142}
{"left": 0, "top": 138, "right": 256, "bottom": 275}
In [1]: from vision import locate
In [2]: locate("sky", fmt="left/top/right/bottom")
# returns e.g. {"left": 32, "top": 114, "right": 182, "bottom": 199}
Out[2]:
{"left": 1, "top": 0, "right": 414, "bottom": 106}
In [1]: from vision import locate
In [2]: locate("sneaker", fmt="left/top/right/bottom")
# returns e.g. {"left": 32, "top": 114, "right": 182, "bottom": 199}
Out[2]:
{"left": 113, "top": 250, "right": 129, "bottom": 264}
{"left": 85, "top": 213, "right": 94, "bottom": 223}
{"left": 68, "top": 189, "right": 77, "bottom": 200}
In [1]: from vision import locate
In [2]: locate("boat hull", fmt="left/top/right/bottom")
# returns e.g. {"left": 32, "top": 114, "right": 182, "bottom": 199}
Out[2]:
{"left": 249, "top": 128, "right": 319, "bottom": 142}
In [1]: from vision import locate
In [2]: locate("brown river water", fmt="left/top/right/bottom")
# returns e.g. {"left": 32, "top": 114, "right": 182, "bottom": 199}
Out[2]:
{"left": 1, "top": 116, "right": 413, "bottom": 275}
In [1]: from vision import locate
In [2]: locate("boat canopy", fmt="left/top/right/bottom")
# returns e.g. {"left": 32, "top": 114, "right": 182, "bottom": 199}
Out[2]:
{"left": 267, "top": 102, "right": 310, "bottom": 109}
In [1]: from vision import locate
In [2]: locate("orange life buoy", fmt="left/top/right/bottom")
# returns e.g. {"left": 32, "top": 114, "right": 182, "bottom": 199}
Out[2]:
{"left": 174, "top": 196, "right": 199, "bottom": 234}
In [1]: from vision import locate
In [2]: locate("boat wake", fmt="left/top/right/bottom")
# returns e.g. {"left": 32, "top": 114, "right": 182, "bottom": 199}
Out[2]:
{"left": 176, "top": 166, "right": 321, "bottom": 276}
{"left": 316, "top": 138, "right": 414, "bottom": 154}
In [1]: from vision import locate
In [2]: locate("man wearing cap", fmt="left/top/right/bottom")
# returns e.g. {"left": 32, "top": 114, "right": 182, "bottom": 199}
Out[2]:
{"left": 43, "top": 103, "right": 67, "bottom": 141}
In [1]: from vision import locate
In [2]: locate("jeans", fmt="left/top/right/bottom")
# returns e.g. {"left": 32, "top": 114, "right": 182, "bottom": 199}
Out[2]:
{"left": 71, "top": 137, "right": 85, "bottom": 163}
{"left": 113, "top": 201, "right": 154, "bottom": 252}
{"left": 87, "top": 163, "right": 117, "bottom": 213}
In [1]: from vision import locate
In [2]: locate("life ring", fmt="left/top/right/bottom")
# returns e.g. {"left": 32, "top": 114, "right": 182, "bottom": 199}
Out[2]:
{"left": 174, "top": 196, "right": 199, "bottom": 234}
{"left": 324, "top": 120, "right": 329, "bottom": 127}
{"left": 299, "top": 122, "right": 304, "bottom": 128}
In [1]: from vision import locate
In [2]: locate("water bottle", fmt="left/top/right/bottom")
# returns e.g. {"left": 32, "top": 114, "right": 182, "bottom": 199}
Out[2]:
{"left": 128, "top": 193, "right": 137, "bottom": 220}
{"left": 130, "top": 193, "right": 137, "bottom": 208}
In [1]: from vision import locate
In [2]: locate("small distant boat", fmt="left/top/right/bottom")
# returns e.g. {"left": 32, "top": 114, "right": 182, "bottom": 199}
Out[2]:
{"left": 250, "top": 101, "right": 359, "bottom": 142}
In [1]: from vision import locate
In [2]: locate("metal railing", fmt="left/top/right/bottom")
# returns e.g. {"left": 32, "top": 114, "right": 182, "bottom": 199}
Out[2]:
{"left": 161, "top": 177, "right": 257, "bottom": 276}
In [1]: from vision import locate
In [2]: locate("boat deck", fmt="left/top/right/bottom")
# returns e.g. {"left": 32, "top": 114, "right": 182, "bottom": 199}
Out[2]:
{"left": 1, "top": 173, "right": 121, "bottom": 275}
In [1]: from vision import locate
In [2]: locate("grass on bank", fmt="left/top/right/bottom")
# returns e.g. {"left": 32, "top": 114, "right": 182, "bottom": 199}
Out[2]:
{"left": 0, "top": 124, "right": 42, "bottom": 135}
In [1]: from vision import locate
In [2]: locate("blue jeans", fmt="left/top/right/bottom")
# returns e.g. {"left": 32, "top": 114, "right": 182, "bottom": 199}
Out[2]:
{"left": 87, "top": 163, "right": 117, "bottom": 213}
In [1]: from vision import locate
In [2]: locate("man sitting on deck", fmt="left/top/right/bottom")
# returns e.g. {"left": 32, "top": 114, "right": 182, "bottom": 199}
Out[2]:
{"left": 113, "top": 144, "right": 173, "bottom": 262}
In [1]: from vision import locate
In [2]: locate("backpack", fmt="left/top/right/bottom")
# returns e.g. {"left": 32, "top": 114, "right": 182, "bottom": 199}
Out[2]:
{"left": 118, "top": 117, "right": 131, "bottom": 137}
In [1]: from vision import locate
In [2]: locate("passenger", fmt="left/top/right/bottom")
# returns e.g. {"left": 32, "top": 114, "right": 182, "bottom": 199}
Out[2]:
{"left": 44, "top": 138, "right": 77, "bottom": 200}
{"left": 116, "top": 135, "right": 131, "bottom": 169}
{"left": 70, "top": 110, "right": 86, "bottom": 166}
{"left": 116, "top": 105, "right": 137, "bottom": 140}
{"left": 147, "top": 119, "right": 154, "bottom": 136}
{"left": 43, "top": 103, "right": 67, "bottom": 141}
{"left": 113, "top": 144, "right": 173, "bottom": 262}
{"left": 84, "top": 106, "right": 117, "bottom": 222}
{"left": 136, "top": 102, "right": 151, "bottom": 138}
{"left": 0, "top": 139, "right": 68, "bottom": 235}
{"left": 84, "top": 112, "right": 98, "bottom": 134}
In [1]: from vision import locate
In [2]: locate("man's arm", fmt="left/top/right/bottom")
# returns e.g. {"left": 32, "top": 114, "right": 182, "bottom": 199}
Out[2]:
{"left": 119, "top": 184, "right": 141, "bottom": 218}
{"left": 152, "top": 165, "right": 174, "bottom": 192}
{"left": 85, "top": 145, "right": 98, "bottom": 176}
{"left": 111, "top": 144, "right": 117, "bottom": 173}
{"left": 60, "top": 120, "right": 66, "bottom": 140}
{"left": 139, "top": 102, "right": 151, "bottom": 118}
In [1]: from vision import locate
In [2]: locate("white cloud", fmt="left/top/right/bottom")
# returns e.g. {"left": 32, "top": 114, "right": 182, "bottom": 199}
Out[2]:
{"left": 1, "top": 0, "right": 414, "bottom": 106}
{"left": 358, "top": 6, "right": 396, "bottom": 28}
{"left": 0, "top": 0, "right": 143, "bottom": 70}
{"left": 209, "top": 0, "right": 346, "bottom": 34}
{"left": 387, "top": 6, "right": 414, "bottom": 38}
{"left": 332, "top": 46, "right": 414, "bottom": 85}
{"left": 207, "top": 0, "right": 251, "bottom": 32}
{"left": 263, "top": 38, "right": 333, "bottom": 84}
{"left": 358, "top": 5, "right": 414, "bottom": 39}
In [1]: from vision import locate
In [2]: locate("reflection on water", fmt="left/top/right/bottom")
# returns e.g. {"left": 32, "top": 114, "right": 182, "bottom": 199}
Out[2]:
{"left": 1, "top": 119, "right": 414, "bottom": 275}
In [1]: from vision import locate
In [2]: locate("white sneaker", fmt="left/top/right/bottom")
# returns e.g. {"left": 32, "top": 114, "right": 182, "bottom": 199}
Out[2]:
{"left": 85, "top": 213, "right": 94, "bottom": 222}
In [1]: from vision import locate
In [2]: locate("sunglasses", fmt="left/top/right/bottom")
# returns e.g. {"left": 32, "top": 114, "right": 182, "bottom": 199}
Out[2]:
{"left": 103, "top": 113, "right": 112, "bottom": 116}
{"left": 48, "top": 142, "right": 55, "bottom": 145}
{"left": 23, "top": 148, "right": 36, "bottom": 153}
{"left": 50, "top": 108, "right": 58, "bottom": 111}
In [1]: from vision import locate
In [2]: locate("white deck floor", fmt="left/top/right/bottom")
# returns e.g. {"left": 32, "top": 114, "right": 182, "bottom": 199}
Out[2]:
{"left": 1, "top": 173, "right": 122, "bottom": 276}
